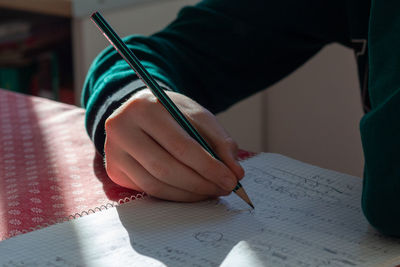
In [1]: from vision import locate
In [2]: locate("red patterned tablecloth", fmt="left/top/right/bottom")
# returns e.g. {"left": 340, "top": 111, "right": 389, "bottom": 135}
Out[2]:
{"left": 0, "top": 89, "right": 254, "bottom": 241}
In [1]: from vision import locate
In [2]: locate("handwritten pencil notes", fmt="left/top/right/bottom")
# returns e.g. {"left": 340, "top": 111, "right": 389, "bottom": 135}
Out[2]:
{"left": 1, "top": 153, "right": 399, "bottom": 266}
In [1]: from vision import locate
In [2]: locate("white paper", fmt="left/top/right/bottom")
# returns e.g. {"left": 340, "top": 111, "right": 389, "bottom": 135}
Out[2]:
{"left": 1, "top": 153, "right": 399, "bottom": 267}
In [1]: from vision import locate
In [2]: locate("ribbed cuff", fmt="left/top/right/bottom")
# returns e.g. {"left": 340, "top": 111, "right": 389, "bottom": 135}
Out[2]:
{"left": 88, "top": 79, "right": 171, "bottom": 155}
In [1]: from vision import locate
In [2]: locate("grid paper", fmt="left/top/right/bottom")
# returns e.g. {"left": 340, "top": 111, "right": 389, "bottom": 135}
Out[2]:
{"left": 1, "top": 153, "right": 399, "bottom": 267}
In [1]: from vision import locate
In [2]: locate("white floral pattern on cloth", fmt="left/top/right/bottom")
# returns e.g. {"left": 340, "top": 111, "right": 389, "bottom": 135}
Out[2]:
{"left": 0, "top": 89, "right": 255, "bottom": 241}
{"left": 0, "top": 89, "right": 141, "bottom": 241}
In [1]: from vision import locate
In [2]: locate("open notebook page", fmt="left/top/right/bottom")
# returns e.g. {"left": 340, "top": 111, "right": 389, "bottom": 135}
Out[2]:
{"left": 1, "top": 153, "right": 399, "bottom": 266}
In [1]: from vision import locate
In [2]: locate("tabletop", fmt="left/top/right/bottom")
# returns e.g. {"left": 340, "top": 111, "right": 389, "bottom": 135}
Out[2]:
{"left": 0, "top": 89, "right": 254, "bottom": 241}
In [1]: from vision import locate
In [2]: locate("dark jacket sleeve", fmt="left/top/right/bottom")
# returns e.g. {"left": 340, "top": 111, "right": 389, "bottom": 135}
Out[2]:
{"left": 359, "top": 0, "right": 400, "bottom": 237}
{"left": 81, "top": 0, "right": 349, "bottom": 153}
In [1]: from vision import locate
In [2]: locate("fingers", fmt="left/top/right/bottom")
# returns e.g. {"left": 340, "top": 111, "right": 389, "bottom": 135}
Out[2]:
{"left": 104, "top": 89, "right": 245, "bottom": 202}
{"left": 134, "top": 105, "right": 239, "bottom": 190}
{"left": 107, "top": 144, "right": 213, "bottom": 202}
{"left": 108, "top": 122, "right": 229, "bottom": 196}
{"left": 105, "top": 164, "right": 142, "bottom": 191}
{"left": 170, "top": 98, "right": 245, "bottom": 181}
{"left": 197, "top": 122, "right": 245, "bottom": 181}
{"left": 104, "top": 136, "right": 143, "bottom": 192}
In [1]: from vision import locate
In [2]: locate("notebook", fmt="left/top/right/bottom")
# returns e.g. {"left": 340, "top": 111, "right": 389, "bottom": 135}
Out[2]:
{"left": 1, "top": 153, "right": 399, "bottom": 266}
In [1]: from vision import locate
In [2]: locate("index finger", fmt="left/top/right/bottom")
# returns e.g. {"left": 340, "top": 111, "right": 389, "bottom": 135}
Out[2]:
{"left": 136, "top": 105, "right": 239, "bottom": 191}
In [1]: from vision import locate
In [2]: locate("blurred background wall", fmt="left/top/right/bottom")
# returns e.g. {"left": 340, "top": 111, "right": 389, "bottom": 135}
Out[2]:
{"left": 0, "top": 0, "right": 364, "bottom": 177}
{"left": 218, "top": 44, "right": 364, "bottom": 178}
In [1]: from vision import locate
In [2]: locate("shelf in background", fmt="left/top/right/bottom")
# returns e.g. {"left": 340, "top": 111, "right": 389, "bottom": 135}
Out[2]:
{"left": 0, "top": 0, "right": 161, "bottom": 18}
{"left": 0, "top": 0, "right": 71, "bottom": 17}
{"left": 0, "top": 8, "right": 74, "bottom": 103}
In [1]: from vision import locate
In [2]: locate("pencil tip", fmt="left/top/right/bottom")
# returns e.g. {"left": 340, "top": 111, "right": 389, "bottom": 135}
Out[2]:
{"left": 234, "top": 186, "right": 255, "bottom": 209}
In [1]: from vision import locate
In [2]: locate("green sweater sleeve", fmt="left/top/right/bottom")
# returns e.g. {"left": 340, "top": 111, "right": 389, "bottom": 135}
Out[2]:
{"left": 124, "top": 0, "right": 349, "bottom": 113}
{"left": 359, "top": 0, "right": 400, "bottom": 237}
{"left": 81, "top": 0, "right": 349, "bottom": 155}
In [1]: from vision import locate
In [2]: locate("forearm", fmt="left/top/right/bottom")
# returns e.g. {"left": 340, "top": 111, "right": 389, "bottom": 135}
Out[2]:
{"left": 82, "top": 0, "right": 349, "bottom": 154}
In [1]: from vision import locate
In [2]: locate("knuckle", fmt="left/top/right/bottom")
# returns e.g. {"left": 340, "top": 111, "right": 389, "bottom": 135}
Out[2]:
{"left": 125, "top": 101, "right": 146, "bottom": 121}
{"left": 130, "top": 97, "right": 148, "bottom": 111}
{"left": 135, "top": 89, "right": 154, "bottom": 101}
{"left": 126, "top": 95, "right": 160, "bottom": 123}
{"left": 104, "top": 116, "right": 116, "bottom": 133}
{"left": 106, "top": 90, "right": 158, "bottom": 131}
{"left": 170, "top": 138, "right": 190, "bottom": 158}
{"left": 129, "top": 91, "right": 156, "bottom": 110}
{"left": 104, "top": 115, "right": 125, "bottom": 137}
{"left": 148, "top": 160, "right": 169, "bottom": 179}
{"left": 223, "top": 137, "right": 238, "bottom": 151}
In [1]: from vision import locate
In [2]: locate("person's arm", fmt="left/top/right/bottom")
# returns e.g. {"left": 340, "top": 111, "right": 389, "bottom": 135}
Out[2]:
{"left": 82, "top": 0, "right": 349, "bottom": 155}
{"left": 359, "top": 0, "right": 400, "bottom": 237}
{"left": 81, "top": 0, "right": 349, "bottom": 201}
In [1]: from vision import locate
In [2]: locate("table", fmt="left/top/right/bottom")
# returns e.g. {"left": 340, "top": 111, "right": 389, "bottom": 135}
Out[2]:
{"left": 0, "top": 89, "right": 253, "bottom": 241}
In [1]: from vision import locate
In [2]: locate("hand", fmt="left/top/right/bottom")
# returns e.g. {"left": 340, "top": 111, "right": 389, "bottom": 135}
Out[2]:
{"left": 104, "top": 88, "right": 245, "bottom": 202}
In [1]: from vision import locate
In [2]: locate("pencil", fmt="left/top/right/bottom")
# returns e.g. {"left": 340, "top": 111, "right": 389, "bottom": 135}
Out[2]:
{"left": 91, "top": 11, "right": 254, "bottom": 209}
